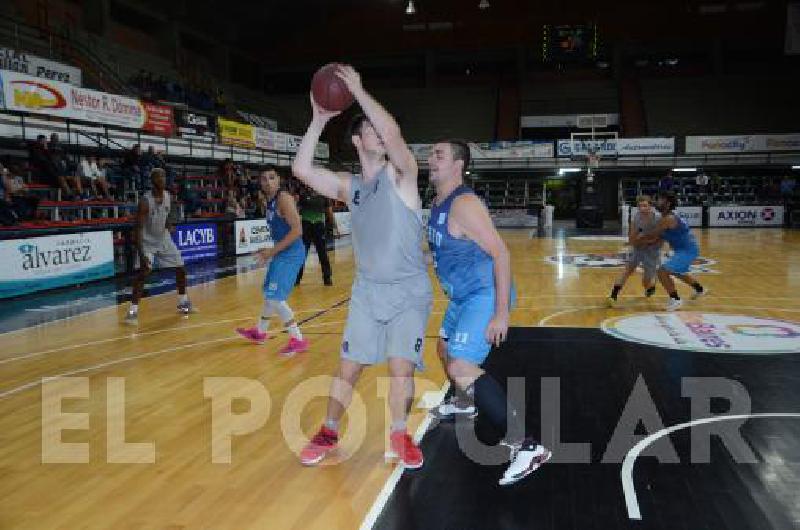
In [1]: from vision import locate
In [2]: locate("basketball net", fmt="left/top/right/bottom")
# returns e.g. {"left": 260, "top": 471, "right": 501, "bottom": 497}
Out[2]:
{"left": 586, "top": 151, "right": 600, "bottom": 177}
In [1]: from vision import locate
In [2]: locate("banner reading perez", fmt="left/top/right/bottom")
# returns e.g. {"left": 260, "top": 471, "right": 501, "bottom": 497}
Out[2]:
{"left": 0, "top": 231, "right": 115, "bottom": 298}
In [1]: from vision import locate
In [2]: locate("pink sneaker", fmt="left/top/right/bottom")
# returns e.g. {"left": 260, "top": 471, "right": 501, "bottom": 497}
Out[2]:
{"left": 235, "top": 326, "right": 269, "bottom": 344}
{"left": 279, "top": 337, "right": 309, "bottom": 356}
{"left": 299, "top": 426, "right": 338, "bottom": 465}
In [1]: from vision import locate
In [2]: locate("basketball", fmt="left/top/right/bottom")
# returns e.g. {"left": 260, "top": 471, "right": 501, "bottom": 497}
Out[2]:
{"left": 311, "top": 63, "right": 354, "bottom": 112}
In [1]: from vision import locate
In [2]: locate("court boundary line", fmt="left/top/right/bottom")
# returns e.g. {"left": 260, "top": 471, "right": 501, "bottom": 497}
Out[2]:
{"left": 621, "top": 413, "right": 800, "bottom": 520}
{"left": 358, "top": 382, "right": 448, "bottom": 530}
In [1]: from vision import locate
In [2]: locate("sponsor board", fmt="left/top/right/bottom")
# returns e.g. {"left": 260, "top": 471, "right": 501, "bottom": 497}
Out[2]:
{"left": 602, "top": 313, "right": 800, "bottom": 354}
{"left": 0, "top": 231, "right": 115, "bottom": 298}
{"left": 172, "top": 223, "right": 218, "bottom": 262}
{"left": 0, "top": 47, "right": 82, "bottom": 86}
{"left": 0, "top": 71, "right": 173, "bottom": 134}
{"left": 686, "top": 134, "right": 800, "bottom": 153}
{"left": 235, "top": 219, "right": 273, "bottom": 255}
{"left": 709, "top": 206, "right": 784, "bottom": 227}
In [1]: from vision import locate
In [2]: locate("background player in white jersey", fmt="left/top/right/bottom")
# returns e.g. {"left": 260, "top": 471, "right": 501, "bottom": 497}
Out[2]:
{"left": 292, "top": 65, "right": 432, "bottom": 468}
{"left": 606, "top": 195, "right": 661, "bottom": 307}
{"left": 125, "top": 168, "right": 193, "bottom": 325}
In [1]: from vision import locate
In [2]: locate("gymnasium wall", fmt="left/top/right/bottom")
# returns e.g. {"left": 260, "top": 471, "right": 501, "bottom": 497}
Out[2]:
{"left": 641, "top": 74, "right": 800, "bottom": 136}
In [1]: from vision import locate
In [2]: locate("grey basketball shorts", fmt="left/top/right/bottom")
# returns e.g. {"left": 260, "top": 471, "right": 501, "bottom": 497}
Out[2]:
{"left": 140, "top": 237, "right": 184, "bottom": 269}
{"left": 341, "top": 274, "right": 433, "bottom": 369}
{"left": 629, "top": 248, "right": 660, "bottom": 281}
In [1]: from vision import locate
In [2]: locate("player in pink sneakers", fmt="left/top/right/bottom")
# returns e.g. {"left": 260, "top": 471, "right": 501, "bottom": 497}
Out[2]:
{"left": 236, "top": 167, "right": 309, "bottom": 356}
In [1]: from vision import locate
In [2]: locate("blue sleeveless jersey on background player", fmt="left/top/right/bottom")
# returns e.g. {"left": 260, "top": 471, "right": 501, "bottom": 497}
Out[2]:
{"left": 428, "top": 185, "right": 515, "bottom": 365}
{"left": 263, "top": 192, "right": 306, "bottom": 301}
{"left": 661, "top": 212, "right": 699, "bottom": 275}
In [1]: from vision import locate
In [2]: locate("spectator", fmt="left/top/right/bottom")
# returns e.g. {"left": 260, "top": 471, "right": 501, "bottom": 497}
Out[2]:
{"left": 695, "top": 171, "right": 709, "bottom": 198}
{"left": 218, "top": 159, "right": 237, "bottom": 191}
{"left": 658, "top": 171, "right": 674, "bottom": 193}
{"left": 0, "top": 163, "right": 39, "bottom": 223}
{"left": 28, "top": 135, "right": 76, "bottom": 199}
{"left": 49, "top": 133, "right": 84, "bottom": 199}
{"left": 123, "top": 144, "right": 144, "bottom": 189}
{"left": 79, "top": 156, "right": 113, "bottom": 200}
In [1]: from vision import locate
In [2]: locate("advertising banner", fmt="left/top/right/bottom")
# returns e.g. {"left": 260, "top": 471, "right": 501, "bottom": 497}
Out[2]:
{"left": 0, "top": 47, "right": 82, "bottom": 86}
{"left": 0, "top": 231, "right": 115, "bottom": 298}
{"left": 175, "top": 109, "right": 216, "bottom": 141}
{"left": 0, "top": 71, "right": 162, "bottom": 131}
{"left": 557, "top": 138, "right": 675, "bottom": 157}
{"left": 686, "top": 134, "right": 800, "bottom": 153}
{"left": 235, "top": 219, "right": 273, "bottom": 254}
{"left": 674, "top": 206, "right": 703, "bottom": 227}
{"left": 709, "top": 205, "right": 784, "bottom": 227}
{"left": 172, "top": 223, "right": 218, "bottom": 262}
{"left": 217, "top": 117, "right": 255, "bottom": 148}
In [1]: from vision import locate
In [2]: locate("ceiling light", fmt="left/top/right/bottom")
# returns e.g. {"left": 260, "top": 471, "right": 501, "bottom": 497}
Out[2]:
{"left": 406, "top": 0, "right": 416, "bottom": 15}
{"left": 478, "top": 0, "right": 490, "bottom": 9}
{"left": 672, "top": 167, "right": 697, "bottom": 172}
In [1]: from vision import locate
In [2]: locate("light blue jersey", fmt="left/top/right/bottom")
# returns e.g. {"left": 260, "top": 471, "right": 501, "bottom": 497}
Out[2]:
{"left": 428, "top": 185, "right": 494, "bottom": 300}
{"left": 263, "top": 191, "right": 305, "bottom": 301}
{"left": 428, "top": 185, "right": 515, "bottom": 365}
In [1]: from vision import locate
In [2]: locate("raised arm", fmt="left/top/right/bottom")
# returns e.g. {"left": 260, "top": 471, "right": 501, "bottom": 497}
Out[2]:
{"left": 292, "top": 94, "right": 351, "bottom": 203}
{"left": 450, "top": 195, "right": 512, "bottom": 346}
{"left": 336, "top": 65, "right": 417, "bottom": 181}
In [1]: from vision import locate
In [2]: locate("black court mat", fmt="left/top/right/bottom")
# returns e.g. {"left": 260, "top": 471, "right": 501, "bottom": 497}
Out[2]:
{"left": 376, "top": 327, "right": 800, "bottom": 530}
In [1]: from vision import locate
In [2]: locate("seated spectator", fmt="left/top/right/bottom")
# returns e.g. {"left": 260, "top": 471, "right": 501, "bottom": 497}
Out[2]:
{"left": 79, "top": 156, "right": 113, "bottom": 200}
{"left": 225, "top": 188, "right": 245, "bottom": 218}
{"left": 0, "top": 163, "right": 39, "bottom": 224}
{"left": 218, "top": 158, "right": 237, "bottom": 192}
{"left": 123, "top": 144, "right": 145, "bottom": 189}
{"left": 28, "top": 134, "right": 79, "bottom": 199}
{"left": 695, "top": 171, "right": 709, "bottom": 197}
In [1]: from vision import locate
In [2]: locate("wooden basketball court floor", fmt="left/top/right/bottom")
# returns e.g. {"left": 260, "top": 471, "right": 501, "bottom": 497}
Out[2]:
{"left": 1, "top": 228, "right": 799, "bottom": 529}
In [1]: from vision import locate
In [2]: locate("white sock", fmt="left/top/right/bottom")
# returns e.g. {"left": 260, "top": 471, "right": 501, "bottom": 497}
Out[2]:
{"left": 286, "top": 322, "right": 302, "bottom": 340}
{"left": 179, "top": 293, "right": 188, "bottom": 304}
{"left": 258, "top": 300, "right": 275, "bottom": 333}
{"left": 129, "top": 304, "right": 138, "bottom": 314}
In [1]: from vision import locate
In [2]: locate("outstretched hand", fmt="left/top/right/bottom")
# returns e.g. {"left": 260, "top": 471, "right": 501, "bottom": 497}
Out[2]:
{"left": 334, "top": 64, "right": 364, "bottom": 96}
{"left": 309, "top": 92, "right": 342, "bottom": 124}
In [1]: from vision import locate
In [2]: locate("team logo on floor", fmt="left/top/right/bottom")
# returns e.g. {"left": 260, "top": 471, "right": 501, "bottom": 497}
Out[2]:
{"left": 601, "top": 313, "right": 800, "bottom": 354}
{"left": 544, "top": 252, "right": 718, "bottom": 273}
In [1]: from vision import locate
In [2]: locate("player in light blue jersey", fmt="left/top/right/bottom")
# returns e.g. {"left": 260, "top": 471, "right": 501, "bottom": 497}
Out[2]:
{"left": 236, "top": 167, "right": 309, "bottom": 355}
{"left": 427, "top": 139, "right": 551, "bottom": 486}
{"left": 636, "top": 191, "right": 706, "bottom": 311}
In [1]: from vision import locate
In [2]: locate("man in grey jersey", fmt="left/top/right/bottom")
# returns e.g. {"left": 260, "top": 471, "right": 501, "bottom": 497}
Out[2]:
{"left": 293, "top": 65, "right": 432, "bottom": 468}
{"left": 607, "top": 195, "right": 661, "bottom": 307}
{"left": 125, "top": 168, "right": 193, "bottom": 325}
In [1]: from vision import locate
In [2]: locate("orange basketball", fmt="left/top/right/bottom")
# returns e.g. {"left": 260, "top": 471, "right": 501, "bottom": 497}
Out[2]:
{"left": 311, "top": 63, "right": 354, "bottom": 112}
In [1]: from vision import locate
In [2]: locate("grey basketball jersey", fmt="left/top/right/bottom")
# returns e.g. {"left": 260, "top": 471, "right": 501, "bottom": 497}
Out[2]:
{"left": 348, "top": 166, "right": 427, "bottom": 283}
{"left": 633, "top": 210, "right": 661, "bottom": 252}
{"left": 141, "top": 190, "right": 172, "bottom": 248}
